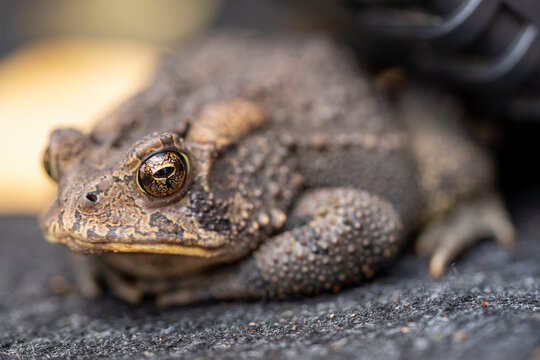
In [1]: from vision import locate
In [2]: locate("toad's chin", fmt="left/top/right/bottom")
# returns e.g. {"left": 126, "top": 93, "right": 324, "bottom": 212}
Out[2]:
{"left": 43, "top": 233, "right": 224, "bottom": 257}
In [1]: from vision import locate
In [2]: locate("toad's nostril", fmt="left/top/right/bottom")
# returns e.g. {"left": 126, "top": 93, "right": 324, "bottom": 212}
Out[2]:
{"left": 85, "top": 192, "right": 98, "bottom": 203}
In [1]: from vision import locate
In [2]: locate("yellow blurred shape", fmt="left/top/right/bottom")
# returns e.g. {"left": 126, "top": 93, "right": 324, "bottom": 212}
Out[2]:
{"left": 0, "top": 39, "right": 160, "bottom": 214}
{"left": 16, "top": 0, "right": 221, "bottom": 45}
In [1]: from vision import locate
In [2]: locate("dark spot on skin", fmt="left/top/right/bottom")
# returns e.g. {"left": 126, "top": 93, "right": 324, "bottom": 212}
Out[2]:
{"left": 86, "top": 227, "right": 97, "bottom": 239}
{"left": 148, "top": 213, "right": 185, "bottom": 239}
{"left": 124, "top": 194, "right": 137, "bottom": 204}
{"left": 106, "top": 228, "right": 118, "bottom": 240}
{"left": 150, "top": 213, "right": 173, "bottom": 226}
{"left": 154, "top": 230, "right": 177, "bottom": 242}
{"left": 71, "top": 211, "right": 81, "bottom": 232}
{"left": 57, "top": 210, "right": 65, "bottom": 228}
{"left": 101, "top": 186, "right": 110, "bottom": 197}
{"left": 133, "top": 219, "right": 145, "bottom": 236}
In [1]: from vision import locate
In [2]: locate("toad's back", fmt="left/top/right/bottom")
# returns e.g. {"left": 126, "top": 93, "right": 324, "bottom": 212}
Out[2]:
{"left": 92, "top": 33, "right": 423, "bottom": 226}
{"left": 177, "top": 34, "right": 422, "bottom": 225}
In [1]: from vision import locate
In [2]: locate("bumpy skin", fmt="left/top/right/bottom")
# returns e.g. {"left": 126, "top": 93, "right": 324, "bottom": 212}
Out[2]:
{"left": 40, "top": 33, "right": 509, "bottom": 305}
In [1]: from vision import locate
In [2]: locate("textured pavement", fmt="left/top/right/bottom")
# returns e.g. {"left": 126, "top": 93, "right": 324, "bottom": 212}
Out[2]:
{"left": 0, "top": 190, "right": 539, "bottom": 360}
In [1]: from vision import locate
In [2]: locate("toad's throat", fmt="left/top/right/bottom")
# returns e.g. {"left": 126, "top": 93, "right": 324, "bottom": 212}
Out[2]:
{"left": 44, "top": 233, "right": 222, "bottom": 257}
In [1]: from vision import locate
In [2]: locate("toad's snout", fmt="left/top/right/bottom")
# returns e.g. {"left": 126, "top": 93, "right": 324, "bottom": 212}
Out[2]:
{"left": 78, "top": 190, "right": 104, "bottom": 212}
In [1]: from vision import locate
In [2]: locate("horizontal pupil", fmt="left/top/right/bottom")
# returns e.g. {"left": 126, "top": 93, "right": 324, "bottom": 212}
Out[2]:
{"left": 153, "top": 166, "right": 175, "bottom": 179}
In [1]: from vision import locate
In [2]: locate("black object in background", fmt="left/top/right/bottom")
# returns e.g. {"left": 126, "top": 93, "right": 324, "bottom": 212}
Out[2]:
{"left": 351, "top": 0, "right": 540, "bottom": 122}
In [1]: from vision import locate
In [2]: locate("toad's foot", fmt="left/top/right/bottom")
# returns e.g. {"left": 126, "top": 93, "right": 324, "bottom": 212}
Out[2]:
{"left": 155, "top": 188, "right": 406, "bottom": 306}
{"left": 416, "top": 193, "right": 515, "bottom": 278}
{"left": 68, "top": 252, "right": 102, "bottom": 299}
{"left": 101, "top": 266, "right": 143, "bottom": 303}
{"left": 69, "top": 252, "right": 143, "bottom": 303}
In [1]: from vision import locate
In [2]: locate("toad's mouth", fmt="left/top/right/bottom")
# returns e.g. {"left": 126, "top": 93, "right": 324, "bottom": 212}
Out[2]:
{"left": 44, "top": 233, "right": 223, "bottom": 257}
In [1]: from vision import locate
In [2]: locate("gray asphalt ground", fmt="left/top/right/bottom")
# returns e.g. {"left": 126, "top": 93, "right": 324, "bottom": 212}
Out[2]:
{"left": 0, "top": 189, "right": 538, "bottom": 360}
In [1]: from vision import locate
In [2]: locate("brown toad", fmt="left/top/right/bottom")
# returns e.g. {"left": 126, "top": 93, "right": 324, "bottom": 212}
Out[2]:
{"left": 40, "top": 34, "right": 514, "bottom": 306}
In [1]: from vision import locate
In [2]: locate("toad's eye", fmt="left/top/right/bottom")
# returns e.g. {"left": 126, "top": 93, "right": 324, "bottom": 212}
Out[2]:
{"left": 137, "top": 151, "right": 189, "bottom": 198}
{"left": 42, "top": 146, "right": 58, "bottom": 182}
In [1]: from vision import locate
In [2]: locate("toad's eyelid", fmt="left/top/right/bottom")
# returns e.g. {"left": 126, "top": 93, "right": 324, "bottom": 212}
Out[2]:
{"left": 121, "top": 132, "right": 185, "bottom": 171}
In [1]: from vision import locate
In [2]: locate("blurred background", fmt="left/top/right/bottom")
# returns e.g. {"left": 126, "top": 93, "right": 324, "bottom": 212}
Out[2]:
{"left": 0, "top": 0, "right": 538, "bottom": 214}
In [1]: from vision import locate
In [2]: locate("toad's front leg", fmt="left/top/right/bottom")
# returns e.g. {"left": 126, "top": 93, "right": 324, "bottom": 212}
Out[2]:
{"left": 156, "top": 188, "right": 405, "bottom": 306}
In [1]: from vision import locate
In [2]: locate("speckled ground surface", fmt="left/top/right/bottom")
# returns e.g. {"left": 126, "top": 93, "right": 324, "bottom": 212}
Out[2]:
{"left": 0, "top": 190, "right": 538, "bottom": 360}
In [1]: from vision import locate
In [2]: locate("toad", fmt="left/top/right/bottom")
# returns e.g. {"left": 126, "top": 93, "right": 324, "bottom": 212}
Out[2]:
{"left": 40, "top": 34, "right": 514, "bottom": 306}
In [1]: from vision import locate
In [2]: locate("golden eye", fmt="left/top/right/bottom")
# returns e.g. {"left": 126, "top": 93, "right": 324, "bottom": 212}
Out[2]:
{"left": 42, "top": 146, "right": 58, "bottom": 182}
{"left": 137, "top": 151, "right": 189, "bottom": 198}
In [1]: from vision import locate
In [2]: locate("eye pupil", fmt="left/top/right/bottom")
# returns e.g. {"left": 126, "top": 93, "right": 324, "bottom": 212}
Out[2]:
{"left": 154, "top": 166, "right": 175, "bottom": 179}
